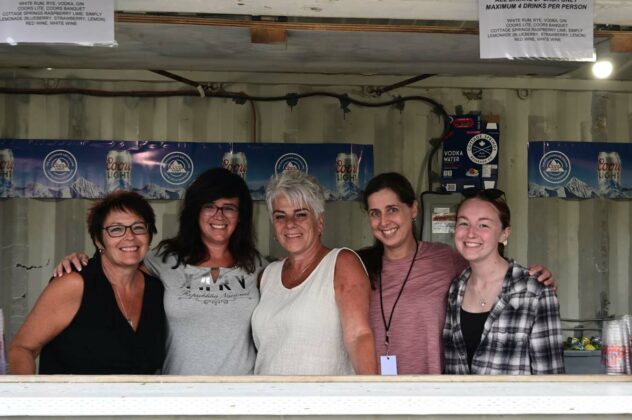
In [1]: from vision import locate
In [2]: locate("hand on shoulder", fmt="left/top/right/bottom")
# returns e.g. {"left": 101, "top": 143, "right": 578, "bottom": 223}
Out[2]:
{"left": 42, "top": 272, "right": 85, "bottom": 309}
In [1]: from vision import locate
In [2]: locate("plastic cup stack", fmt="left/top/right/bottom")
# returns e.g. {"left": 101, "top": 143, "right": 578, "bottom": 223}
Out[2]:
{"left": 622, "top": 315, "right": 632, "bottom": 374}
{"left": 602, "top": 317, "right": 631, "bottom": 375}
{"left": 0, "top": 309, "right": 6, "bottom": 374}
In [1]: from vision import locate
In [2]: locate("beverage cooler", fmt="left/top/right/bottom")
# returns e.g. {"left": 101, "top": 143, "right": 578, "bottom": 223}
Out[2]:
{"left": 564, "top": 351, "right": 602, "bottom": 374}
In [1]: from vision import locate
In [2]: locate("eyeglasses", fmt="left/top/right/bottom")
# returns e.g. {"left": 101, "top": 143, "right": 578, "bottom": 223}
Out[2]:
{"left": 461, "top": 187, "right": 506, "bottom": 200}
{"left": 201, "top": 203, "right": 239, "bottom": 219}
{"left": 103, "top": 222, "right": 149, "bottom": 238}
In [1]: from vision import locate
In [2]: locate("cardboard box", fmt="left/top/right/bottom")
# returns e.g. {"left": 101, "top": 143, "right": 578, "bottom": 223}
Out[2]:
{"left": 441, "top": 114, "right": 500, "bottom": 192}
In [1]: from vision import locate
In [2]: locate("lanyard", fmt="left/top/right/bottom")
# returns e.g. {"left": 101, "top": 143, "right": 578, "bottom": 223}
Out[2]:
{"left": 378, "top": 241, "right": 419, "bottom": 355}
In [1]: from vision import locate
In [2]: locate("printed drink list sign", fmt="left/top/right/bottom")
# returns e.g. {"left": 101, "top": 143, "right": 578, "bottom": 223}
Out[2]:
{"left": 0, "top": 140, "right": 374, "bottom": 201}
{"left": 479, "top": 0, "right": 593, "bottom": 61}
{"left": 0, "top": 0, "right": 114, "bottom": 45}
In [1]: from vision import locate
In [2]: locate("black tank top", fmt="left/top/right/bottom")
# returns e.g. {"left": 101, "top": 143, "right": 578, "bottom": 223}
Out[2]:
{"left": 460, "top": 307, "right": 490, "bottom": 369}
{"left": 39, "top": 255, "right": 165, "bottom": 374}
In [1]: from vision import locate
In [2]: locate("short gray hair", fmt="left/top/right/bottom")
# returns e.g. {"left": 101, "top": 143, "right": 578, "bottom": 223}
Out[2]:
{"left": 265, "top": 171, "right": 325, "bottom": 219}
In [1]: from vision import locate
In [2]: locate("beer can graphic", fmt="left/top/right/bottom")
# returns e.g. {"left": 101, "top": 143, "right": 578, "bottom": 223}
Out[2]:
{"left": 335, "top": 152, "right": 359, "bottom": 192}
{"left": 0, "top": 148, "right": 14, "bottom": 191}
{"left": 597, "top": 151, "right": 622, "bottom": 196}
{"left": 222, "top": 152, "right": 247, "bottom": 181}
{"left": 106, "top": 150, "right": 132, "bottom": 193}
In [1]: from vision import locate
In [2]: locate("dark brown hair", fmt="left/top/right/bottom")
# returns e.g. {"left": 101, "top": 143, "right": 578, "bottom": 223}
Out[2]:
{"left": 156, "top": 167, "right": 261, "bottom": 273}
{"left": 87, "top": 191, "right": 157, "bottom": 250}
{"left": 357, "top": 172, "right": 417, "bottom": 288}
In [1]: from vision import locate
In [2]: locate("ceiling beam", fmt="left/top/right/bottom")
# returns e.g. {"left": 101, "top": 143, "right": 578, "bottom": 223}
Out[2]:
{"left": 115, "top": 14, "right": 479, "bottom": 34}
{"left": 610, "top": 34, "right": 632, "bottom": 53}
{"left": 115, "top": 13, "right": 628, "bottom": 40}
{"left": 250, "top": 26, "right": 287, "bottom": 44}
{"left": 115, "top": 0, "right": 632, "bottom": 26}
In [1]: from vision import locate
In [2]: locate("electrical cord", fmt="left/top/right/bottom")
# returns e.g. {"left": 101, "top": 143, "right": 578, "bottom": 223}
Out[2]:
{"left": 0, "top": 84, "right": 451, "bottom": 188}
{"left": 0, "top": 86, "right": 447, "bottom": 113}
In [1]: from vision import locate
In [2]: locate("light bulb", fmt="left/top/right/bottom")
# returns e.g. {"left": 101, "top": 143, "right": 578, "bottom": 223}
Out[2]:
{"left": 592, "top": 60, "right": 613, "bottom": 79}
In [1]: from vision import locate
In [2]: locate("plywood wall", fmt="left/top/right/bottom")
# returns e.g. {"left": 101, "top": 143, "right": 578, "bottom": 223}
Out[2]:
{"left": 1, "top": 76, "right": 631, "bottom": 342}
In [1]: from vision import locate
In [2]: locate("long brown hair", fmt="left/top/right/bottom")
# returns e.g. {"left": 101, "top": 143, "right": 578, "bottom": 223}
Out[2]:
{"left": 157, "top": 168, "right": 261, "bottom": 272}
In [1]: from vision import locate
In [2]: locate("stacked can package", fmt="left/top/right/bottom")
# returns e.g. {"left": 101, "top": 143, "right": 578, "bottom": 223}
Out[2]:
{"left": 441, "top": 115, "right": 500, "bottom": 192}
{"left": 601, "top": 315, "right": 632, "bottom": 374}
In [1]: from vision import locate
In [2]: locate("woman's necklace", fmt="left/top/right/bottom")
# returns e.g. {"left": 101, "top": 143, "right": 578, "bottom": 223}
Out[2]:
{"left": 111, "top": 283, "right": 134, "bottom": 328}
{"left": 472, "top": 275, "right": 504, "bottom": 309}
{"left": 285, "top": 248, "right": 324, "bottom": 284}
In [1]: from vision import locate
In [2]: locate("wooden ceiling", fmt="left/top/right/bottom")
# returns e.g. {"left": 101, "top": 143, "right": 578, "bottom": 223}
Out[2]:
{"left": 1, "top": 0, "right": 631, "bottom": 81}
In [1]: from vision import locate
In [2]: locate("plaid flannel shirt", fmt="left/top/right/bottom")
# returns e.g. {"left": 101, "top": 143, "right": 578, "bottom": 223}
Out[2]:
{"left": 443, "top": 260, "right": 565, "bottom": 374}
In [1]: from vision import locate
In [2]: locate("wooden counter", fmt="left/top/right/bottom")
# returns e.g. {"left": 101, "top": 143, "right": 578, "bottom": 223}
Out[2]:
{"left": 1, "top": 375, "right": 632, "bottom": 418}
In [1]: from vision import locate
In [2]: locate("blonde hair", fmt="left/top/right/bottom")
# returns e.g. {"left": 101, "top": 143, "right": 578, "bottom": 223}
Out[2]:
{"left": 265, "top": 171, "right": 325, "bottom": 219}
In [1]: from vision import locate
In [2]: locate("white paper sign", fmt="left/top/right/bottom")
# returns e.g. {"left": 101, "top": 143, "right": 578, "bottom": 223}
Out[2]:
{"left": 0, "top": 0, "right": 114, "bottom": 45}
{"left": 431, "top": 208, "right": 456, "bottom": 234}
{"left": 479, "top": 0, "right": 594, "bottom": 61}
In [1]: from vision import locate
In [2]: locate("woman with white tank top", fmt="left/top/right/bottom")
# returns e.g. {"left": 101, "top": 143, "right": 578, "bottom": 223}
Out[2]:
{"left": 252, "top": 171, "right": 377, "bottom": 375}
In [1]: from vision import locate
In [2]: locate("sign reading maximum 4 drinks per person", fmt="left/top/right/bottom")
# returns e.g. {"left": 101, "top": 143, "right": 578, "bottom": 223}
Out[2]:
{"left": 479, "top": 0, "right": 593, "bottom": 61}
{"left": 0, "top": 140, "right": 373, "bottom": 201}
{"left": 528, "top": 141, "right": 631, "bottom": 199}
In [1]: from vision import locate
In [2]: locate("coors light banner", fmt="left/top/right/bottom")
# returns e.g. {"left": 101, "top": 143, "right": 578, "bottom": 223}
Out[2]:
{"left": 0, "top": 140, "right": 373, "bottom": 201}
{"left": 528, "top": 141, "right": 631, "bottom": 199}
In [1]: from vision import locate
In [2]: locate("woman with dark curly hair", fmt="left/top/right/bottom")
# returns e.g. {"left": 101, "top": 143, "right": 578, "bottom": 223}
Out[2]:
{"left": 54, "top": 168, "right": 265, "bottom": 375}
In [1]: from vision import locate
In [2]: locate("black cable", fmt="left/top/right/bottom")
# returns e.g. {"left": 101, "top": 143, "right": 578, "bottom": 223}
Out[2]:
{"left": 426, "top": 116, "right": 451, "bottom": 192}
{"left": 0, "top": 86, "right": 449, "bottom": 131}
{"left": 373, "top": 74, "right": 436, "bottom": 96}
{"left": 0, "top": 85, "right": 445, "bottom": 106}
{"left": 0, "top": 84, "right": 451, "bottom": 191}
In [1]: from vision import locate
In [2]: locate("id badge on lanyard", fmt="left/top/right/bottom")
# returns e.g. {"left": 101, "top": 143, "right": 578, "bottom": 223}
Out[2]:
{"left": 380, "top": 334, "right": 397, "bottom": 375}
{"left": 378, "top": 241, "right": 418, "bottom": 376}
{"left": 380, "top": 356, "right": 397, "bottom": 375}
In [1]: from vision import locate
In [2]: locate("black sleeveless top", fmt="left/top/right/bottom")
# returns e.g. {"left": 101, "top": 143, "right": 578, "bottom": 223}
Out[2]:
{"left": 39, "top": 256, "right": 166, "bottom": 374}
{"left": 460, "top": 308, "right": 490, "bottom": 369}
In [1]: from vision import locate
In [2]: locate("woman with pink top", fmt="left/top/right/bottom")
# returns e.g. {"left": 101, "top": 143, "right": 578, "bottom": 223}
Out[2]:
{"left": 358, "top": 172, "right": 554, "bottom": 375}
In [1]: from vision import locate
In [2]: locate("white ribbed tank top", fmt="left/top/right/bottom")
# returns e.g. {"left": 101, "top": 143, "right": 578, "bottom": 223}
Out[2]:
{"left": 252, "top": 248, "right": 355, "bottom": 375}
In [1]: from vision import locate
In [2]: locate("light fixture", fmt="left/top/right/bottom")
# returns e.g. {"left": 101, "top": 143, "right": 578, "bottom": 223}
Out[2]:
{"left": 592, "top": 60, "right": 613, "bottom": 79}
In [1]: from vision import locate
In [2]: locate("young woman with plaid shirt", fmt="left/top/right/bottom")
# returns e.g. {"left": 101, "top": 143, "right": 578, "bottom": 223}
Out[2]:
{"left": 443, "top": 190, "right": 564, "bottom": 374}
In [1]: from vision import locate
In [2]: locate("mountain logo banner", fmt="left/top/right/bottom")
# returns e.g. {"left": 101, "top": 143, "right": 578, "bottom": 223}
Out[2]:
{"left": 528, "top": 141, "right": 630, "bottom": 199}
{"left": 43, "top": 149, "right": 78, "bottom": 184}
{"left": 0, "top": 139, "right": 373, "bottom": 201}
{"left": 538, "top": 150, "right": 572, "bottom": 184}
{"left": 160, "top": 151, "right": 195, "bottom": 186}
